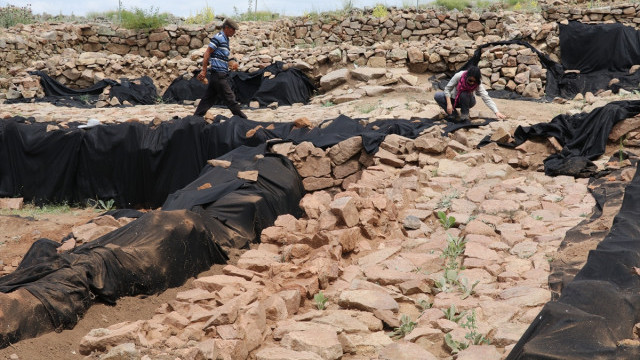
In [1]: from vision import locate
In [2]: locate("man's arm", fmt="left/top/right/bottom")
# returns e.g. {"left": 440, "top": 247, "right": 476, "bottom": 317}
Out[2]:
{"left": 197, "top": 47, "right": 213, "bottom": 82}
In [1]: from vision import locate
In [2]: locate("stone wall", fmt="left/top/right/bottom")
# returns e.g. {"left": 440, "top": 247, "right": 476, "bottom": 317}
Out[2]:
{"left": 1, "top": 4, "right": 638, "bottom": 100}
{"left": 542, "top": 2, "right": 640, "bottom": 24}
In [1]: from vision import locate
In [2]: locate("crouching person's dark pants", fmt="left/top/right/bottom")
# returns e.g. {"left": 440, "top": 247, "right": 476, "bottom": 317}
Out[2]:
{"left": 434, "top": 91, "right": 476, "bottom": 116}
{"left": 194, "top": 71, "right": 248, "bottom": 119}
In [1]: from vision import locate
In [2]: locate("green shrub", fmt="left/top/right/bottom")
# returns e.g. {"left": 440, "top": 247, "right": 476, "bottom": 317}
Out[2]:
{"left": 120, "top": 7, "right": 169, "bottom": 30}
{"left": 185, "top": 4, "right": 215, "bottom": 25}
{"left": 372, "top": 4, "right": 388, "bottom": 18}
{"left": 0, "top": 4, "right": 35, "bottom": 28}
{"left": 234, "top": 10, "right": 280, "bottom": 21}
{"left": 436, "top": 0, "right": 471, "bottom": 10}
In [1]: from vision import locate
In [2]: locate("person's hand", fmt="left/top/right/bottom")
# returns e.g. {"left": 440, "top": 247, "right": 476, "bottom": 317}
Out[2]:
{"left": 228, "top": 60, "right": 239, "bottom": 71}
{"left": 197, "top": 70, "right": 207, "bottom": 84}
{"left": 496, "top": 112, "right": 507, "bottom": 120}
{"left": 446, "top": 103, "right": 453, "bottom": 115}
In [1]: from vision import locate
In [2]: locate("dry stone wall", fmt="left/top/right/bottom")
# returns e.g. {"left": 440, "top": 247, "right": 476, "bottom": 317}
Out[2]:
{"left": 1, "top": 4, "right": 638, "bottom": 100}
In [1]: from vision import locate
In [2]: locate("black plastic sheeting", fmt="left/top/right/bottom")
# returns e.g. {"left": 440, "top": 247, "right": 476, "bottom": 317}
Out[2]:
{"left": 514, "top": 100, "right": 640, "bottom": 177}
{"left": 28, "top": 70, "right": 117, "bottom": 96}
{"left": 27, "top": 71, "right": 158, "bottom": 105}
{"left": 557, "top": 22, "right": 640, "bottom": 99}
{"left": 0, "top": 144, "right": 304, "bottom": 347}
{"left": 507, "top": 162, "right": 640, "bottom": 360}
{"left": 441, "top": 22, "right": 640, "bottom": 101}
{"left": 163, "top": 146, "right": 305, "bottom": 249}
{"left": 548, "top": 156, "right": 637, "bottom": 300}
{"left": 478, "top": 100, "right": 640, "bottom": 177}
{"left": 162, "top": 61, "right": 316, "bottom": 106}
{"left": 0, "top": 114, "right": 492, "bottom": 208}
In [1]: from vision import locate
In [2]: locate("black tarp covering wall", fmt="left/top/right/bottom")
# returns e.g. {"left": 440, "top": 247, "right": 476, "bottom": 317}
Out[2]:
{"left": 0, "top": 114, "right": 487, "bottom": 208}
{"left": 28, "top": 71, "right": 117, "bottom": 96}
{"left": 512, "top": 100, "right": 640, "bottom": 177}
{"left": 0, "top": 144, "right": 304, "bottom": 348}
{"left": 0, "top": 116, "right": 293, "bottom": 208}
{"left": 507, "top": 162, "right": 640, "bottom": 360}
{"left": 451, "top": 22, "right": 640, "bottom": 100}
{"left": 29, "top": 71, "right": 158, "bottom": 105}
{"left": 554, "top": 21, "right": 640, "bottom": 99}
{"left": 162, "top": 61, "right": 316, "bottom": 106}
{"left": 478, "top": 100, "right": 640, "bottom": 177}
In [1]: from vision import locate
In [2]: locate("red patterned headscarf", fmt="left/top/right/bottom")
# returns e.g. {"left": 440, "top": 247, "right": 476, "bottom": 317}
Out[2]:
{"left": 454, "top": 71, "right": 479, "bottom": 107}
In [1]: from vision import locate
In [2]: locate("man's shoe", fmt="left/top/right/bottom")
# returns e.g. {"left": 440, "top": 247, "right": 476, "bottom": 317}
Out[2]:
{"left": 459, "top": 113, "right": 470, "bottom": 122}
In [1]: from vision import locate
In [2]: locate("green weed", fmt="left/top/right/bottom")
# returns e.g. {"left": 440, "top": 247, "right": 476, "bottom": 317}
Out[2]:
{"left": 445, "top": 333, "right": 469, "bottom": 354}
{"left": 119, "top": 7, "right": 169, "bottom": 30}
{"left": 462, "top": 309, "right": 490, "bottom": 346}
{"left": 458, "top": 277, "right": 479, "bottom": 300}
{"left": 357, "top": 103, "right": 377, "bottom": 114}
{"left": 98, "top": 199, "right": 115, "bottom": 211}
{"left": 441, "top": 233, "right": 467, "bottom": 270}
{"left": 444, "top": 309, "right": 490, "bottom": 354}
{"left": 314, "top": 291, "right": 328, "bottom": 310}
{"left": 442, "top": 304, "right": 466, "bottom": 323}
{"left": 437, "top": 211, "right": 456, "bottom": 230}
{"left": 435, "top": 0, "right": 471, "bottom": 10}
{"left": 389, "top": 314, "right": 416, "bottom": 339}
{"left": 372, "top": 4, "right": 388, "bottom": 18}
{"left": 0, "top": 202, "right": 72, "bottom": 218}
{"left": 185, "top": 4, "right": 215, "bottom": 25}
{"left": 418, "top": 299, "right": 433, "bottom": 313}
{"left": 0, "top": 4, "right": 35, "bottom": 28}
{"left": 437, "top": 189, "right": 459, "bottom": 210}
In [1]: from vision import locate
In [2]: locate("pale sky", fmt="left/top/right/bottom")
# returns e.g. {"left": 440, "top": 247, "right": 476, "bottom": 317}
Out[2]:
{"left": 2, "top": 0, "right": 433, "bottom": 18}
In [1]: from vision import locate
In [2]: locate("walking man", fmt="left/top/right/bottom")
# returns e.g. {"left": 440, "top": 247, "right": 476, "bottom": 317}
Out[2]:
{"left": 194, "top": 18, "right": 248, "bottom": 119}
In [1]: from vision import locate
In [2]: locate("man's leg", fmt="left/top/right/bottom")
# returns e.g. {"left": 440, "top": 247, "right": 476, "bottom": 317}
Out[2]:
{"left": 217, "top": 73, "right": 248, "bottom": 119}
{"left": 194, "top": 73, "right": 217, "bottom": 117}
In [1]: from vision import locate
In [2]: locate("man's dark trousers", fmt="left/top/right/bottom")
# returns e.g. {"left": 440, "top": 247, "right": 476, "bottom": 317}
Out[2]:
{"left": 194, "top": 71, "right": 247, "bottom": 118}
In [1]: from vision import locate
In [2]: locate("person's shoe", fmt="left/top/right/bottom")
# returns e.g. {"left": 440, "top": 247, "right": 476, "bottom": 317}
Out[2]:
{"left": 445, "top": 110, "right": 460, "bottom": 122}
{"left": 459, "top": 113, "right": 470, "bottom": 122}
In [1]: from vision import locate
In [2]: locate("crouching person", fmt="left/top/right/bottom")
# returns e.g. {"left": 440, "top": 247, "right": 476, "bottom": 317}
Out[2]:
{"left": 434, "top": 65, "right": 506, "bottom": 122}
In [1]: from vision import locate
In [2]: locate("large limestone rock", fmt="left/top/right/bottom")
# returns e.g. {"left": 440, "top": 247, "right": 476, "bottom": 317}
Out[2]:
{"left": 338, "top": 289, "right": 399, "bottom": 312}
{"left": 256, "top": 346, "right": 323, "bottom": 360}
{"left": 379, "top": 342, "right": 438, "bottom": 360}
{"left": 280, "top": 328, "right": 343, "bottom": 360}
{"left": 320, "top": 69, "right": 349, "bottom": 91}
{"left": 350, "top": 67, "right": 387, "bottom": 82}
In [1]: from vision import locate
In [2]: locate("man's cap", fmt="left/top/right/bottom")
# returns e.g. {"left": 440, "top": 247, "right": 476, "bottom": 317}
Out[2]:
{"left": 222, "top": 18, "right": 239, "bottom": 30}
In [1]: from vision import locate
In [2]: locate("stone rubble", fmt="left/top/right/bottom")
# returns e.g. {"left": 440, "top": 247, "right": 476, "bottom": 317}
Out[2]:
{"left": 74, "top": 119, "right": 603, "bottom": 359}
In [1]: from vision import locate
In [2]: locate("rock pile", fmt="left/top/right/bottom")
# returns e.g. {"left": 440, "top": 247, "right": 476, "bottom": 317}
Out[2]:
{"left": 76, "top": 125, "right": 597, "bottom": 359}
